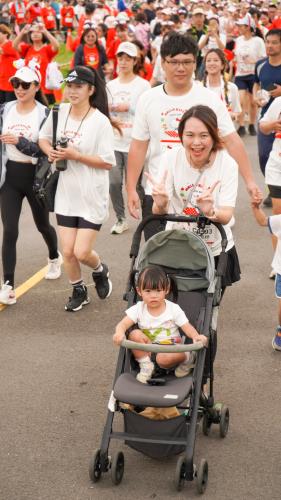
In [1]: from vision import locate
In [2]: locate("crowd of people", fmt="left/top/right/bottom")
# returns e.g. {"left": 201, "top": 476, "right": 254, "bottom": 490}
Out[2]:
{"left": 0, "top": 0, "right": 280, "bottom": 352}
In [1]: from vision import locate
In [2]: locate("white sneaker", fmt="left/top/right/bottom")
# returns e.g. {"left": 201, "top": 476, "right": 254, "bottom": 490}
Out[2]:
{"left": 136, "top": 360, "right": 154, "bottom": 384}
{"left": 0, "top": 282, "right": 16, "bottom": 305}
{"left": 45, "top": 251, "right": 63, "bottom": 280}
{"left": 175, "top": 352, "right": 196, "bottom": 378}
{"left": 110, "top": 219, "right": 129, "bottom": 235}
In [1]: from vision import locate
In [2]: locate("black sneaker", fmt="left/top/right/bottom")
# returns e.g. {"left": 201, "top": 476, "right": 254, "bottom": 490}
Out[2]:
{"left": 263, "top": 194, "right": 272, "bottom": 208}
{"left": 92, "top": 263, "right": 112, "bottom": 299}
{"left": 248, "top": 124, "right": 257, "bottom": 136}
{"left": 65, "top": 284, "right": 90, "bottom": 312}
{"left": 237, "top": 126, "right": 246, "bottom": 137}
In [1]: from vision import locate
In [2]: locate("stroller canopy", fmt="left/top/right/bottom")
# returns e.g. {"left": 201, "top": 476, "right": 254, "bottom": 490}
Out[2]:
{"left": 136, "top": 229, "right": 216, "bottom": 293}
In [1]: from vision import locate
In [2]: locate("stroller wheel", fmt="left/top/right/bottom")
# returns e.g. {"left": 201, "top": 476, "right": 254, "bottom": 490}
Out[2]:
{"left": 219, "top": 405, "right": 230, "bottom": 438}
{"left": 174, "top": 455, "right": 186, "bottom": 492}
{"left": 89, "top": 449, "right": 102, "bottom": 483}
{"left": 196, "top": 458, "right": 208, "bottom": 494}
{"left": 111, "top": 451, "right": 125, "bottom": 485}
{"left": 202, "top": 413, "right": 212, "bottom": 436}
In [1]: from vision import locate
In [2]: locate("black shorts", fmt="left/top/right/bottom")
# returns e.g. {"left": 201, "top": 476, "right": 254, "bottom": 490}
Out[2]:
{"left": 267, "top": 184, "right": 281, "bottom": 199}
{"left": 56, "top": 214, "right": 102, "bottom": 230}
{"left": 214, "top": 245, "right": 241, "bottom": 288}
{"left": 234, "top": 75, "right": 255, "bottom": 94}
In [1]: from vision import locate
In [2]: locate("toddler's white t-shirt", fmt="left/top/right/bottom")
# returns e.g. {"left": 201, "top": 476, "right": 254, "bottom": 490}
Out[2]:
{"left": 126, "top": 299, "right": 188, "bottom": 343}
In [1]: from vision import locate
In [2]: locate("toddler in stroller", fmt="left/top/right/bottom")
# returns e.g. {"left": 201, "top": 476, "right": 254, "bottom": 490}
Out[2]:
{"left": 89, "top": 214, "right": 230, "bottom": 494}
{"left": 113, "top": 265, "right": 208, "bottom": 383}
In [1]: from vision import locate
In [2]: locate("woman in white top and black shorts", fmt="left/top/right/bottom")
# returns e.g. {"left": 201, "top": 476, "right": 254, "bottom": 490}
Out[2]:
{"left": 39, "top": 66, "right": 116, "bottom": 312}
{"left": 0, "top": 62, "right": 62, "bottom": 306}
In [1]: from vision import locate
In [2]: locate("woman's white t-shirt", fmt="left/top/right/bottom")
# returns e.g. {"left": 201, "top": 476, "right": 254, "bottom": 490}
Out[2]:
{"left": 260, "top": 96, "right": 281, "bottom": 187}
{"left": 234, "top": 36, "right": 266, "bottom": 76}
{"left": 126, "top": 299, "right": 188, "bottom": 343}
{"left": 3, "top": 105, "right": 39, "bottom": 163}
{"left": 158, "top": 148, "right": 238, "bottom": 255}
{"left": 106, "top": 76, "right": 150, "bottom": 152}
{"left": 204, "top": 79, "right": 242, "bottom": 114}
{"left": 39, "top": 103, "right": 115, "bottom": 224}
{"left": 132, "top": 82, "right": 235, "bottom": 195}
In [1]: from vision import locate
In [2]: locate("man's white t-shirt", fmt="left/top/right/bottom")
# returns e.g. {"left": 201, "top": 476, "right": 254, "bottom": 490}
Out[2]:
{"left": 234, "top": 36, "right": 266, "bottom": 76}
{"left": 39, "top": 103, "right": 115, "bottom": 224}
{"left": 126, "top": 299, "right": 188, "bottom": 343}
{"left": 158, "top": 148, "right": 238, "bottom": 255}
{"left": 132, "top": 82, "right": 235, "bottom": 194}
{"left": 3, "top": 105, "right": 39, "bottom": 163}
{"left": 106, "top": 76, "right": 150, "bottom": 152}
{"left": 269, "top": 215, "right": 281, "bottom": 274}
{"left": 260, "top": 96, "right": 281, "bottom": 186}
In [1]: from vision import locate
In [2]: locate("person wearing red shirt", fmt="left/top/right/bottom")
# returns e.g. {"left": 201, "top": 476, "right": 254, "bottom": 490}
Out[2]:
{"left": 26, "top": 0, "right": 43, "bottom": 24}
{"left": 106, "top": 22, "right": 129, "bottom": 77}
{"left": 41, "top": 0, "right": 56, "bottom": 32}
{"left": 13, "top": 23, "right": 59, "bottom": 104}
{"left": 61, "top": 0, "right": 76, "bottom": 40}
{"left": 0, "top": 25, "right": 19, "bottom": 103}
{"left": 74, "top": 25, "right": 108, "bottom": 79}
{"left": 132, "top": 39, "right": 153, "bottom": 81}
{"left": 10, "top": 1, "right": 27, "bottom": 28}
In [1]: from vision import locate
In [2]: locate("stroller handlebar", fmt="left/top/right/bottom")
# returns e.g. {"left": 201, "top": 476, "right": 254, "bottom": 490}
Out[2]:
{"left": 121, "top": 339, "right": 204, "bottom": 353}
{"left": 130, "top": 214, "right": 228, "bottom": 258}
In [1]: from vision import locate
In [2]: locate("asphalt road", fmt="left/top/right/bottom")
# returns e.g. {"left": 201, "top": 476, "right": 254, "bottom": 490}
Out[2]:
{"left": 0, "top": 136, "right": 280, "bottom": 500}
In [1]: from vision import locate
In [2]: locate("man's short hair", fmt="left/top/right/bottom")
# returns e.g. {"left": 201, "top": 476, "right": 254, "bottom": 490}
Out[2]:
{"left": 160, "top": 32, "right": 198, "bottom": 59}
{"left": 266, "top": 29, "right": 281, "bottom": 42}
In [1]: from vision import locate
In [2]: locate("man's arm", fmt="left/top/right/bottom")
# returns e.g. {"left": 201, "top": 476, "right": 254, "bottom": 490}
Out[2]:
{"left": 126, "top": 138, "right": 149, "bottom": 219}
{"left": 223, "top": 132, "right": 261, "bottom": 201}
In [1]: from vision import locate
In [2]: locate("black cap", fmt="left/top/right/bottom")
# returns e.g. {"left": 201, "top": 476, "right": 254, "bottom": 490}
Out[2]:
{"left": 65, "top": 67, "right": 95, "bottom": 85}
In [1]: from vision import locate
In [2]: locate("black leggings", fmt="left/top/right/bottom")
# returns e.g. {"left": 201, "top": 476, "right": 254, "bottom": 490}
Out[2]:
{"left": 0, "top": 160, "right": 58, "bottom": 287}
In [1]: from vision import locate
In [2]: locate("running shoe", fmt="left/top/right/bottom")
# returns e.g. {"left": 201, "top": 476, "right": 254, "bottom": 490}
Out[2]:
{"left": 248, "top": 124, "right": 257, "bottom": 136}
{"left": 272, "top": 328, "right": 281, "bottom": 351}
{"left": 65, "top": 284, "right": 90, "bottom": 312}
{"left": 263, "top": 195, "right": 272, "bottom": 208}
{"left": 237, "top": 126, "right": 246, "bottom": 137}
{"left": 136, "top": 360, "right": 155, "bottom": 383}
{"left": 45, "top": 251, "right": 63, "bottom": 280}
{"left": 175, "top": 352, "right": 197, "bottom": 378}
{"left": 0, "top": 281, "right": 16, "bottom": 305}
{"left": 110, "top": 218, "right": 129, "bottom": 235}
{"left": 92, "top": 263, "right": 112, "bottom": 299}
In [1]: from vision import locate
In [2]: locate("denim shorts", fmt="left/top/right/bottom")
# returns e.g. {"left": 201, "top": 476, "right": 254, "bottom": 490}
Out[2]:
{"left": 275, "top": 273, "right": 281, "bottom": 298}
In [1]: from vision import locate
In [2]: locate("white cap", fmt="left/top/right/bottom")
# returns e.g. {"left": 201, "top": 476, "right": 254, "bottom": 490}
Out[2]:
{"left": 116, "top": 41, "right": 138, "bottom": 58}
{"left": 236, "top": 14, "right": 255, "bottom": 29}
{"left": 192, "top": 8, "right": 206, "bottom": 15}
{"left": 12, "top": 66, "right": 41, "bottom": 83}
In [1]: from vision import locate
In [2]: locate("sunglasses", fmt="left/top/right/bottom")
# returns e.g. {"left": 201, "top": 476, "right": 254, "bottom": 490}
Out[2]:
{"left": 10, "top": 79, "right": 33, "bottom": 90}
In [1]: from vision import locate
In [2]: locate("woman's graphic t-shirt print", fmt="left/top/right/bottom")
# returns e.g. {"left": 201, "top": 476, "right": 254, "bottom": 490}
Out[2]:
{"left": 180, "top": 182, "right": 204, "bottom": 216}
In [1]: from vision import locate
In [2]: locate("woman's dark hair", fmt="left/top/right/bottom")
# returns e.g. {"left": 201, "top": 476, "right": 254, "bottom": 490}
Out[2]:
{"left": 27, "top": 28, "right": 48, "bottom": 45}
{"left": 97, "top": 22, "right": 108, "bottom": 38}
{"left": 160, "top": 31, "right": 198, "bottom": 59}
{"left": 0, "top": 23, "right": 11, "bottom": 37}
{"left": 203, "top": 48, "right": 229, "bottom": 106}
{"left": 81, "top": 27, "right": 99, "bottom": 46}
{"left": 35, "top": 87, "right": 49, "bottom": 106}
{"left": 85, "top": 2, "right": 96, "bottom": 14}
{"left": 134, "top": 265, "right": 178, "bottom": 302}
{"left": 131, "top": 39, "right": 146, "bottom": 75}
{"left": 135, "top": 12, "right": 147, "bottom": 24}
{"left": 72, "top": 66, "right": 121, "bottom": 133}
{"left": 178, "top": 105, "right": 223, "bottom": 152}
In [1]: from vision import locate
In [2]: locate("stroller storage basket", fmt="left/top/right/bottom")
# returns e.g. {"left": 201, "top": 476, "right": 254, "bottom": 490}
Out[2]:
{"left": 124, "top": 410, "right": 187, "bottom": 459}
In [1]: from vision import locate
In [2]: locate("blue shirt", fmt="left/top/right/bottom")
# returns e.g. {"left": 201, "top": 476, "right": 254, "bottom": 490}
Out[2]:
{"left": 254, "top": 57, "right": 281, "bottom": 117}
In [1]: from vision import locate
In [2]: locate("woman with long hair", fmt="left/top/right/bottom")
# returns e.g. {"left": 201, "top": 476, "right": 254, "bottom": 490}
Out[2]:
{"left": 74, "top": 24, "right": 108, "bottom": 79}
{"left": 0, "top": 61, "right": 62, "bottom": 306}
{"left": 39, "top": 66, "right": 116, "bottom": 312}
{"left": 202, "top": 48, "right": 241, "bottom": 121}
{"left": 12, "top": 22, "right": 60, "bottom": 105}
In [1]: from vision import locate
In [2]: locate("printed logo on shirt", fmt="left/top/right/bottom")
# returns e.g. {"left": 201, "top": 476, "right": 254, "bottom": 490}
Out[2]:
{"left": 7, "top": 123, "right": 33, "bottom": 139}
{"left": 160, "top": 107, "right": 185, "bottom": 147}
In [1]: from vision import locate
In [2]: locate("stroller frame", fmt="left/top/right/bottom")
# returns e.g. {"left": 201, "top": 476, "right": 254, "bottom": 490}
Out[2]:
{"left": 89, "top": 215, "right": 230, "bottom": 493}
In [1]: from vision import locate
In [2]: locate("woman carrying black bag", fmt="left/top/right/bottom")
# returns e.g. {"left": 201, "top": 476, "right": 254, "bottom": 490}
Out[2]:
{"left": 0, "top": 60, "right": 62, "bottom": 306}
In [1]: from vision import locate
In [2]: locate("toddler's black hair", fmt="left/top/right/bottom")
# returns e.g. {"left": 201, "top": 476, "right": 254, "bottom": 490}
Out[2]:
{"left": 132, "top": 265, "right": 178, "bottom": 302}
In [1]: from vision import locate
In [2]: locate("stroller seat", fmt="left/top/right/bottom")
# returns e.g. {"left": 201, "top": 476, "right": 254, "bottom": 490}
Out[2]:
{"left": 114, "top": 372, "right": 193, "bottom": 408}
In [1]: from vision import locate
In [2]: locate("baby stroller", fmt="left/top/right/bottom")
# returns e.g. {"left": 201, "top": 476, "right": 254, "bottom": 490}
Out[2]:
{"left": 89, "top": 214, "right": 230, "bottom": 494}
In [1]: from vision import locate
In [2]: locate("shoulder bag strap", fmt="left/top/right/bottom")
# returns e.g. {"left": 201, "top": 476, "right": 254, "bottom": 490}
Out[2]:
{"left": 52, "top": 104, "right": 60, "bottom": 149}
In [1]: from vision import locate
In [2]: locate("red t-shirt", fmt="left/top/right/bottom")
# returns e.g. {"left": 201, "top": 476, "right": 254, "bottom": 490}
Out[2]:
{"left": 41, "top": 6, "right": 56, "bottom": 30}
{"left": 270, "top": 18, "right": 281, "bottom": 30}
{"left": 138, "top": 62, "right": 153, "bottom": 81}
{"left": 27, "top": 3, "right": 42, "bottom": 24}
{"left": 60, "top": 6, "right": 75, "bottom": 28}
{"left": 0, "top": 41, "right": 19, "bottom": 91}
{"left": 19, "top": 43, "right": 58, "bottom": 94}
{"left": 10, "top": 1, "right": 27, "bottom": 25}
{"left": 83, "top": 45, "right": 100, "bottom": 69}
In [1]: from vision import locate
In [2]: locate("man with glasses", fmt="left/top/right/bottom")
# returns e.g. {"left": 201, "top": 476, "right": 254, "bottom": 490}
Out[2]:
{"left": 126, "top": 31, "right": 261, "bottom": 239}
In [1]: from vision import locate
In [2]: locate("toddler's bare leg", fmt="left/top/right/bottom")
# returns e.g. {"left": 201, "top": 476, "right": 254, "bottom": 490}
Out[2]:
{"left": 156, "top": 352, "right": 186, "bottom": 369}
{"left": 128, "top": 329, "right": 151, "bottom": 360}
